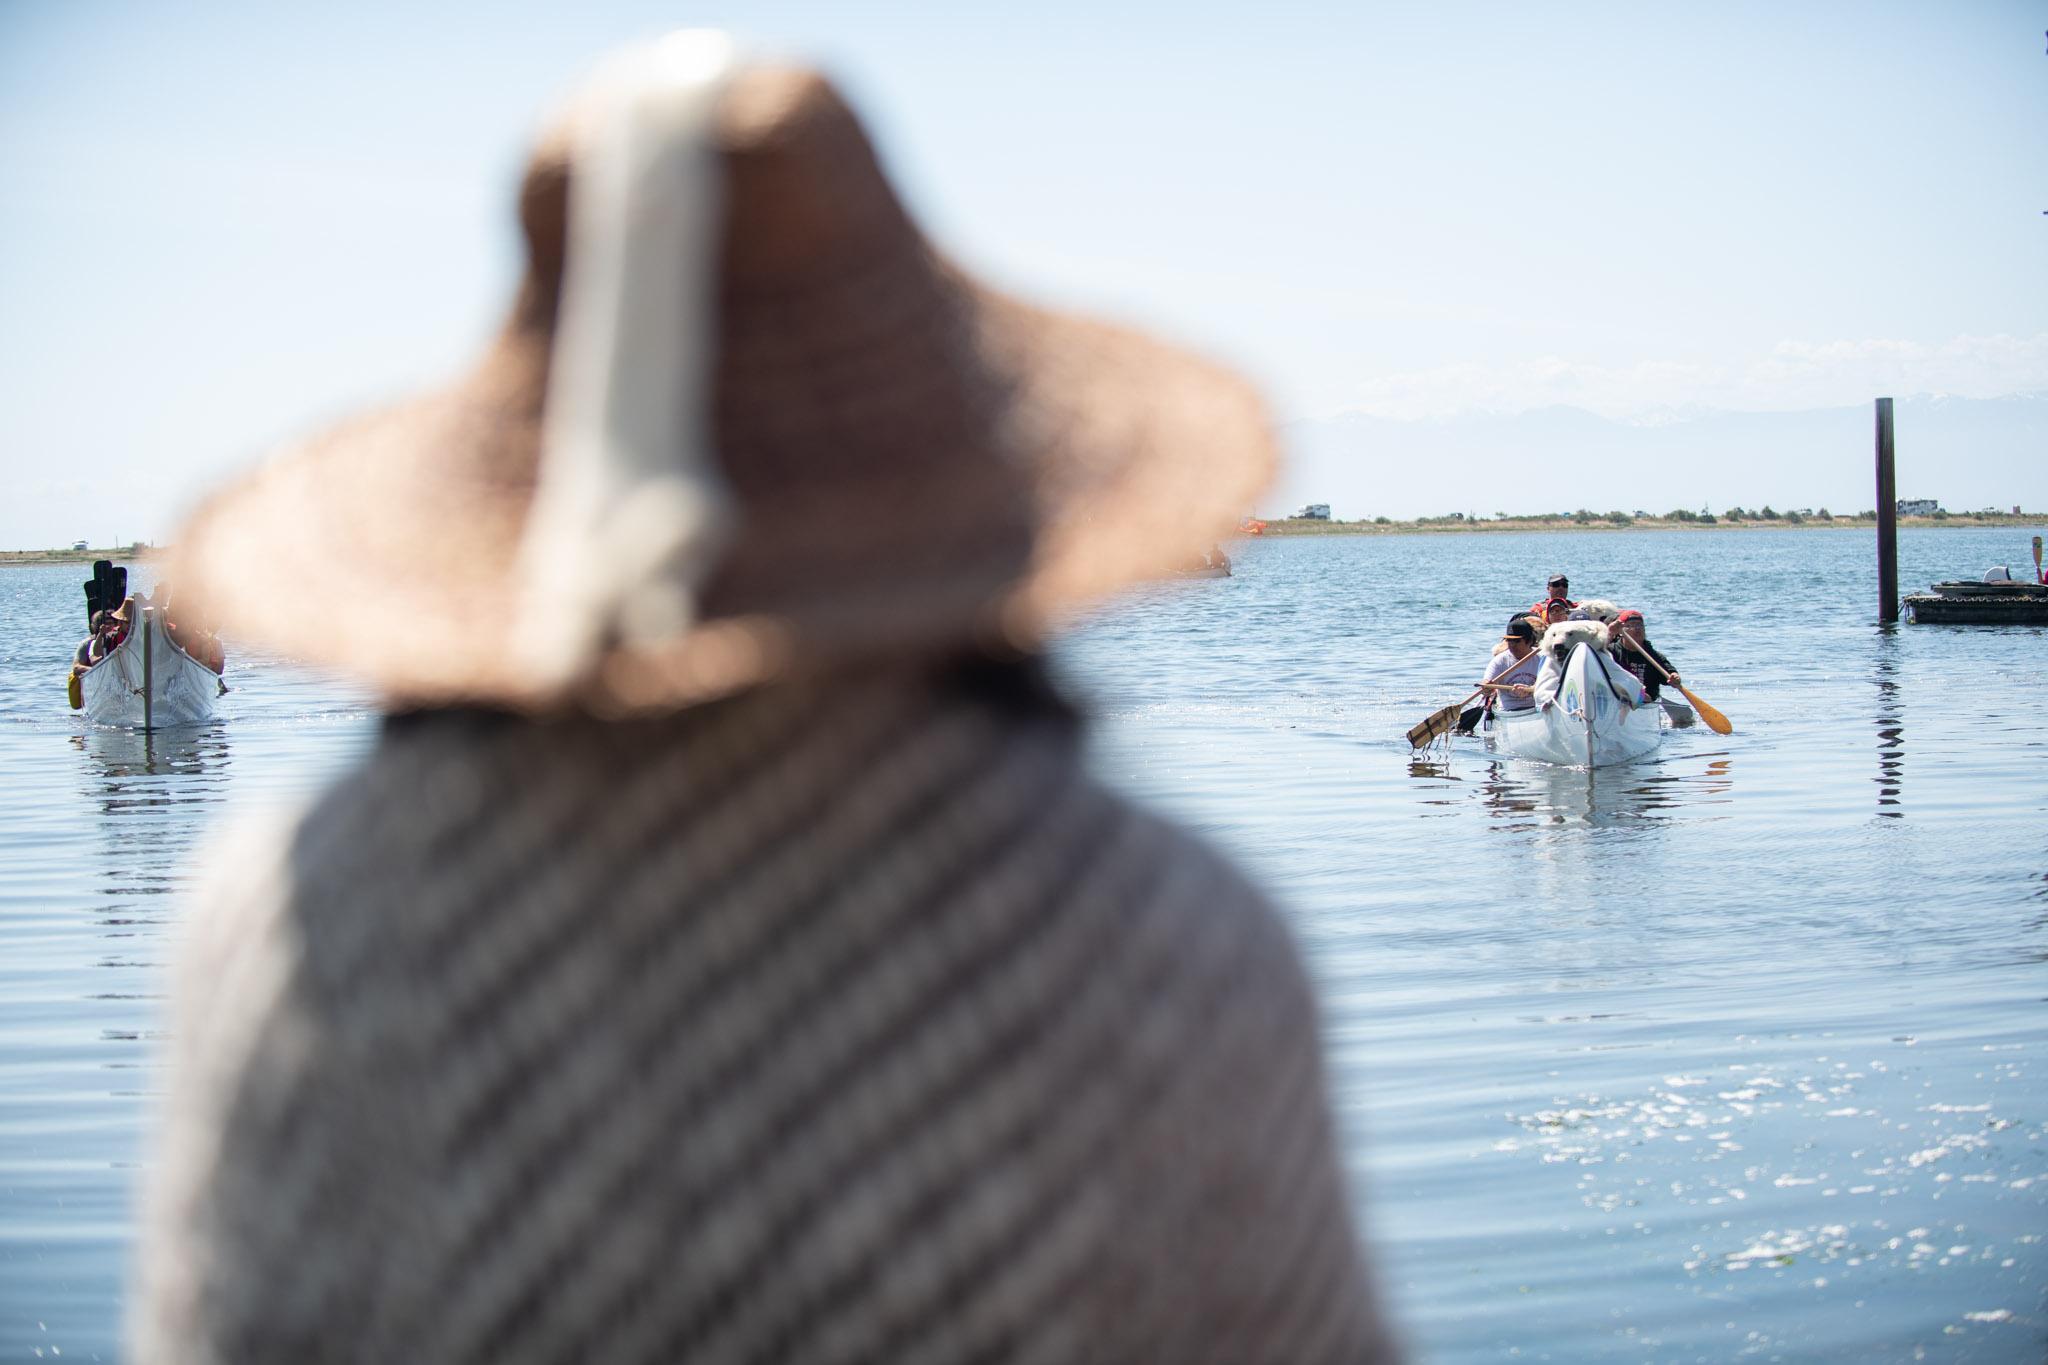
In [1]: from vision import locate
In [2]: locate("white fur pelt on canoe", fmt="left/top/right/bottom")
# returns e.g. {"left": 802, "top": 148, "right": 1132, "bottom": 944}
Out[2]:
{"left": 1570, "top": 598, "right": 1619, "bottom": 623}
{"left": 1533, "top": 618, "right": 1650, "bottom": 712}
{"left": 1541, "top": 619, "right": 1610, "bottom": 657}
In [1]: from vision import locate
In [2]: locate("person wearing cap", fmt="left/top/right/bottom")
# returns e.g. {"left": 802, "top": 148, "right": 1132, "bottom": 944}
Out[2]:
{"left": 1501, "top": 601, "right": 1569, "bottom": 669}
{"left": 1459, "top": 615, "right": 1542, "bottom": 732}
{"left": 1485, "top": 616, "right": 1543, "bottom": 709}
{"left": 130, "top": 35, "right": 1396, "bottom": 1365}
{"left": 1612, "top": 608, "right": 1679, "bottom": 699}
{"left": 1529, "top": 573, "right": 1575, "bottom": 619}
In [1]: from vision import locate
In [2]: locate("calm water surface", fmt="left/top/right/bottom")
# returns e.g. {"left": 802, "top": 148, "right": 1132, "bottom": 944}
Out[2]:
{"left": 3, "top": 529, "right": 2045, "bottom": 1361}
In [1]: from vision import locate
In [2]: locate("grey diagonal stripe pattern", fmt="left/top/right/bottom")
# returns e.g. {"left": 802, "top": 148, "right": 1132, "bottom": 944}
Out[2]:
{"left": 132, "top": 670, "right": 1397, "bottom": 1364}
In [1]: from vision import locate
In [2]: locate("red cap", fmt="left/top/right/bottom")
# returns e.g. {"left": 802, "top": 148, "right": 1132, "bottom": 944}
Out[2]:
{"left": 1615, "top": 609, "right": 1643, "bottom": 624}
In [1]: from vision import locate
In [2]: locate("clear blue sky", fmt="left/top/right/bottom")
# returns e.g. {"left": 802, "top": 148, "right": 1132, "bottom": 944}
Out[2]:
{"left": 2, "top": 0, "right": 2043, "bottom": 546}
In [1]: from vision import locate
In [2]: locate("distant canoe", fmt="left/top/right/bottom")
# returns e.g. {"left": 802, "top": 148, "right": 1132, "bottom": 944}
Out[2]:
{"left": 1174, "top": 564, "right": 1231, "bottom": 579}
{"left": 76, "top": 608, "right": 224, "bottom": 729}
{"left": 1488, "top": 642, "right": 1662, "bottom": 767}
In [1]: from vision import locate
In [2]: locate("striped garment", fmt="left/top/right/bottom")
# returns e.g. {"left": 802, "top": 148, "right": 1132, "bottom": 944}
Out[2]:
{"left": 132, "top": 667, "right": 1396, "bottom": 1363}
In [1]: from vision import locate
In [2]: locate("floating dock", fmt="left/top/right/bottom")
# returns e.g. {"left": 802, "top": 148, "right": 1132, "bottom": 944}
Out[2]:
{"left": 1905, "top": 581, "right": 2048, "bottom": 625}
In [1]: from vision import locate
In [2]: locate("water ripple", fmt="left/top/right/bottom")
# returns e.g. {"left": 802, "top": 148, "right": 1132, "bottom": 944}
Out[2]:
{"left": 6, "top": 529, "right": 2047, "bottom": 1360}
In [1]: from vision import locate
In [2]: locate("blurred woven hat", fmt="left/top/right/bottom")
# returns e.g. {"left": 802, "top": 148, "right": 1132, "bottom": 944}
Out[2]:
{"left": 169, "top": 33, "right": 1275, "bottom": 713}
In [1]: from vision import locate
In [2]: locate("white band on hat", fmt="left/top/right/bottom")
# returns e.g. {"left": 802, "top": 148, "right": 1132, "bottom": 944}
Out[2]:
{"left": 515, "top": 29, "right": 737, "bottom": 690}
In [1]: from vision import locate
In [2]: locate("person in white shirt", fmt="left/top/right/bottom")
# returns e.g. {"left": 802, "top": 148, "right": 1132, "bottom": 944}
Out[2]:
{"left": 1460, "top": 615, "right": 1542, "bottom": 731}
{"left": 1483, "top": 616, "right": 1542, "bottom": 712}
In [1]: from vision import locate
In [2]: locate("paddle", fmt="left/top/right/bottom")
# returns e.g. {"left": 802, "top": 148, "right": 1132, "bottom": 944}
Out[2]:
{"left": 2034, "top": 534, "right": 2042, "bottom": 584}
{"left": 1413, "top": 669, "right": 1544, "bottom": 746}
{"left": 1408, "top": 687, "right": 1484, "bottom": 749}
{"left": 1617, "top": 635, "right": 1731, "bottom": 735}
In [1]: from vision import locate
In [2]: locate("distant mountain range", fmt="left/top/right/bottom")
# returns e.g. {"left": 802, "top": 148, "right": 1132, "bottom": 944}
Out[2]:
{"left": 1269, "top": 393, "right": 2048, "bottom": 522}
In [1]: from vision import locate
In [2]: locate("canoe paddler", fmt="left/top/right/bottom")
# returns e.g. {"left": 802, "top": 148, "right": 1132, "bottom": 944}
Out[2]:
{"left": 1529, "top": 572, "right": 1575, "bottom": 619}
{"left": 1500, "top": 599, "right": 1568, "bottom": 662}
{"left": 99, "top": 598, "right": 134, "bottom": 658}
{"left": 1612, "top": 608, "right": 1678, "bottom": 698}
{"left": 1459, "top": 615, "right": 1544, "bottom": 733}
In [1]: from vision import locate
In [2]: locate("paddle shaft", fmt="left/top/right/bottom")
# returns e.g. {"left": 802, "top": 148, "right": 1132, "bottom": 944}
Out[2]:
{"left": 1616, "top": 633, "right": 1674, "bottom": 681}
{"left": 1475, "top": 647, "right": 1541, "bottom": 695}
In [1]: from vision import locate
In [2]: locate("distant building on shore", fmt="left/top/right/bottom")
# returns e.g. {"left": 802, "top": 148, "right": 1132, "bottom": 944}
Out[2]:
{"left": 1897, "top": 498, "right": 1941, "bottom": 517}
{"left": 1293, "top": 503, "right": 1331, "bottom": 521}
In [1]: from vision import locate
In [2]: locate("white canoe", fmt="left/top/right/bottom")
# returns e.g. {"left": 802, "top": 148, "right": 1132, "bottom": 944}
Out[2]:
{"left": 1488, "top": 642, "right": 1661, "bottom": 767}
{"left": 77, "top": 608, "right": 224, "bottom": 729}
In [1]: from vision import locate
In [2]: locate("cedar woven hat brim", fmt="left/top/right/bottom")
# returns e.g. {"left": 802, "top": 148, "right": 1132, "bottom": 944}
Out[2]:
{"left": 169, "top": 55, "right": 1275, "bottom": 713}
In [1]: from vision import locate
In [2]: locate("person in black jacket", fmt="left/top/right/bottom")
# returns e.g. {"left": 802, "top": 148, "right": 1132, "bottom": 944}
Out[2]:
{"left": 1612, "top": 608, "right": 1678, "bottom": 698}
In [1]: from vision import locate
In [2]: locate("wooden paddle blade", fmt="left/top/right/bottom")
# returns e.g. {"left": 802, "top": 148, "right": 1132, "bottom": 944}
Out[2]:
{"left": 1679, "top": 684, "right": 1732, "bottom": 735}
{"left": 1407, "top": 702, "right": 1461, "bottom": 748}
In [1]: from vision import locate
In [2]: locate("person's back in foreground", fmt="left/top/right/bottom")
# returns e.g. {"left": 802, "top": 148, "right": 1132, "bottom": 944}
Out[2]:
{"left": 139, "top": 662, "right": 1389, "bottom": 1361}
{"left": 132, "top": 33, "right": 1397, "bottom": 1364}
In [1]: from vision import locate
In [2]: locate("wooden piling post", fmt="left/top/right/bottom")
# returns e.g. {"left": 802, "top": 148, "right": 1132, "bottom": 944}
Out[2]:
{"left": 1876, "top": 397, "right": 1897, "bottom": 623}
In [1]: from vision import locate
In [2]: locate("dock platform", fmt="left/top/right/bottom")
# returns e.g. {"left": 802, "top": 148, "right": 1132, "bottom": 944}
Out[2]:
{"left": 1906, "top": 581, "right": 2048, "bottom": 625}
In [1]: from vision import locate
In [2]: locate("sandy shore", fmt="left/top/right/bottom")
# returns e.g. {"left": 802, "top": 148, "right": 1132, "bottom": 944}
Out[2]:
{"left": 8, "top": 516, "right": 2039, "bottom": 562}
{"left": 0, "top": 548, "right": 161, "bottom": 567}
{"left": 1253, "top": 514, "right": 2038, "bottom": 536}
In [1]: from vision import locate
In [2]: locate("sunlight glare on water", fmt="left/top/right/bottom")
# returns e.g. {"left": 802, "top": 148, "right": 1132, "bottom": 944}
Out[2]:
{"left": 3, "top": 527, "right": 2045, "bottom": 1360}
{"left": 1059, "top": 527, "right": 2048, "bottom": 1361}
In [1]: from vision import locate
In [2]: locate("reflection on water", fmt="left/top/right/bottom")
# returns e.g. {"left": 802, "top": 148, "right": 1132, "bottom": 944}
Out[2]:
{"left": 1063, "top": 529, "right": 2048, "bottom": 1361}
{"left": 7, "top": 531, "right": 2048, "bottom": 1362}
{"left": 1873, "top": 624, "right": 1905, "bottom": 818}
{"left": 1406, "top": 755, "right": 1453, "bottom": 782}
{"left": 0, "top": 732, "right": 222, "bottom": 1361}
{"left": 1430, "top": 745, "right": 1739, "bottom": 831}
{"left": 0, "top": 721, "right": 242, "bottom": 1358}
{"left": 75, "top": 721, "right": 231, "bottom": 785}
{"left": 73, "top": 726, "right": 233, "bottom": 937}
{"left": 1402, "top": 706, "right": 1741, "bottom": 832}
{"left": 3, "top": 564, "right": 375, "bottom": 1363}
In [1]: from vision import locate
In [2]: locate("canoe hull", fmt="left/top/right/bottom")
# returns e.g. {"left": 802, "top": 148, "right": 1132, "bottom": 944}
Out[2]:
{"left": 78, "top": 612, "right": 221, "bottom": 729}
{"left": 1489, "top": 643, "right": 1661, "bottom": 767}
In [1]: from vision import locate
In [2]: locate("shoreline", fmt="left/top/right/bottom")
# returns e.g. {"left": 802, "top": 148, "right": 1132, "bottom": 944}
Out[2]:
{"left": 0, "top": 548, "right": 161, "bottom": 568}
{"left": 1250, "top": 514, "right": 2041, "bottom": 537}
{"left": 5, "top": 516, "right": 2042, "bottom": 563}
